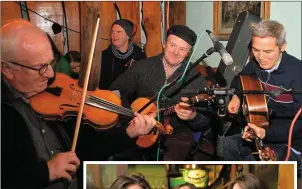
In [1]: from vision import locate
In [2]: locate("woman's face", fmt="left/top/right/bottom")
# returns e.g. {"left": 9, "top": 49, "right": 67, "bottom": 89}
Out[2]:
{"left": 232, "top": 183, "right": 241, "bottom": 189}
{"left": 126, "top": 184, "right": 143, "bottom": 189}
{"left": 179, "top": 186, "right": 191, "bottom": 189}
{"left": 70, "top": 61, "right": 80, "bottom": 73}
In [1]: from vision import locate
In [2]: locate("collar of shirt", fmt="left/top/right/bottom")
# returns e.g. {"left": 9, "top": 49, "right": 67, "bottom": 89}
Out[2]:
{"left": 265, "top": 53, "right": 283, "bottom": 73}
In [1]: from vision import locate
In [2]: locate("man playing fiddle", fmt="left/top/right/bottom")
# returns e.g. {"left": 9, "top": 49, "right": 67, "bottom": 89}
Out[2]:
{"left": 1, "top": 19, "right": 156, "bottom": 189}
{"left": 219, "top": 20, "right": 302, "bottom": 169}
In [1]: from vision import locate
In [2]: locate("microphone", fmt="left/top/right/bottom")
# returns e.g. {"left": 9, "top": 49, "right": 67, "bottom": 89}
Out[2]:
{"left": 206, "top": 30, "right": 233, "bottom": 66}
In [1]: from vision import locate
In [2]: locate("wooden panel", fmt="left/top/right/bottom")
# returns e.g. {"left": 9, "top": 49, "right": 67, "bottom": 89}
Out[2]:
{"left": 87, "top": 164, "right": 101, "bottom": 188}
{"left": 64, "top": 2, "right": 80, "bottom": 52}
{"left": 115, "top": 2, "right": 141, "bottom": 45}
{"left": 278, "top": 164, "right": 294, "bottom": 189}
{"left": 195, "top": 64, "right": 217, "bottom": 86}
{"left": 116, "top": 164, "right": 128, "bottom": 176}
{"left": 1, "top": 2, "right": 22, "bottom": 26}
{"left": 142, "top": 2, "right": 162, "bottom": 57}
{"left": 99, "top": 2, "right": 116, "bottom": 52}
{"left": 79, "top": 2, "right": 103, "bottom": 90}
{"left": 27, "top": 1, "right": 64, "bottom": 54}
{"left": 166, "top": 1, "right": 186, "bottom": 28}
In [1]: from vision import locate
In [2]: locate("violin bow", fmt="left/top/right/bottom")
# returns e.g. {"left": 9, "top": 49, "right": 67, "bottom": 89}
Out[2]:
{"left": 71, "top": 15, "right": 100, "bottom": 152}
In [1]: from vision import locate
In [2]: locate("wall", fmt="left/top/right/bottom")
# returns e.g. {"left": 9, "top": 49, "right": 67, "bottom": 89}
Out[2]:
{"left": 187, "top": 2, "right": 301, "bottom": 67}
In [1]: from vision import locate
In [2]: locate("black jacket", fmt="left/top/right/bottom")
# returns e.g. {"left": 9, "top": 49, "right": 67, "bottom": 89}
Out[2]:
{"left": 1, "top": 78, "right": 137, "bottom": 188}
{"left": 1, "top": 79, "right": 76, "bottom": 189}
{"left": 99, "top": 44, "right": 146, "bottom": 90}
{"left": 110, "top": 53, "right": 211, "bottom": 134}
{"left": 231, "top": 52, "right": 302, "bottom": 152}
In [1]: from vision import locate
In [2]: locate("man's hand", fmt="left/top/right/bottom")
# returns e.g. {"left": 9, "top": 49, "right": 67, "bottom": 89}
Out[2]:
{"left": 175, "top": 97, "right": 197, "bottom": 120}
{"left": 228, "top": 95, "right": 240, "bottom": 114}
{"left": 242, "top": 123, "right": 266, "bottom": 142}
{"left": 47, "top": 151, "right": 80, "bottom": 182}
{"left": 126, "top": 112, "right": 156, "bottom": 138}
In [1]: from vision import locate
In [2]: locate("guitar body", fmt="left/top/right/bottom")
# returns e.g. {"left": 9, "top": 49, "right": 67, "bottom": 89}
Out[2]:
{"left": 131, "top": 98, "right": 160, "bottom": 148}
{"left": 240, "top": 75, "right": 276, "bottom": 161}
{"left": 240, "top": 75, "right": 269, "bottom": 128}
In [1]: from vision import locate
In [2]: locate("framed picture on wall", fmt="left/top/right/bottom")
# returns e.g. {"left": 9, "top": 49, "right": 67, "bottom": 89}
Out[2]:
{"left": 213, "top": 1, "right": 270, "bottom": 40}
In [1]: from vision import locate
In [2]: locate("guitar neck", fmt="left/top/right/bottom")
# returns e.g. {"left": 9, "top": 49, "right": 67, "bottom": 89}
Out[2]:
{"left": 161, "top": 106, "right": 175, "bottom": 116}
{"left": 160, "top": 94, "right": 212, "bottom": 116}
{"left": 254, "top": 137, "right": 263, "bottom": 151}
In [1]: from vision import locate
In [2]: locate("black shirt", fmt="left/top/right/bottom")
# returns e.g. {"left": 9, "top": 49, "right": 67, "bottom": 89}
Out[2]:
{"left": 99, "top": 44, "right": 146, "bottom": 90}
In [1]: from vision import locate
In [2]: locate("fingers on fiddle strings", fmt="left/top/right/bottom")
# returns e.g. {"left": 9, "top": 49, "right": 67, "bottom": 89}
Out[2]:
{"left": 127, "top": 112, "right": 156, "bottom": 137}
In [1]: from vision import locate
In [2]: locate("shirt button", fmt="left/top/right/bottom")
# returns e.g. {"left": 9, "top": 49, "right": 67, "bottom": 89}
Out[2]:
{"left": 51, "top": 150, "right": 54, "bottom": 154}
{"left": 42, "top": 129, "right": 46, "bottom": 133}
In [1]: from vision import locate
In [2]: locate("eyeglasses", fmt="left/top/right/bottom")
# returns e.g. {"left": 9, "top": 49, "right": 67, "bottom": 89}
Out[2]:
{"left": 1, "top": 59, "right": 56, "bottom": 76}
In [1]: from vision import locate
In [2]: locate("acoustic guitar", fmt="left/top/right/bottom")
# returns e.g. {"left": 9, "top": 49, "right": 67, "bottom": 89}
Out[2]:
{"left": 240, "top": 75, "right": 276, "bottom": 161}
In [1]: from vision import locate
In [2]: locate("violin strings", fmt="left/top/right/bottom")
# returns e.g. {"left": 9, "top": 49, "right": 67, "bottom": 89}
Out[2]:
{"left": 86, "top": 98, "right": 133, "bottom": 117}
{"left": 87, "top": 96, "right": 133, "bottom": 117}
{"left": 71, "top": 88, "right": 134, "bottom": 117}
{"left": 90, "top": 95, "right": 134, "bottom": 116}
{"left": 86, "top": 95, "right": 134, "bottom": 117}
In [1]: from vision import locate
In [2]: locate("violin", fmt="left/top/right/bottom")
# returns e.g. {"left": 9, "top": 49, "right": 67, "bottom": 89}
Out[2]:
{"left": 30, "top": 73, "right": 122, "bottom": 129}
{"left": 30, "top": 73, "right": 169, "bottom": 136}
{"left": 240, "top": 75, "right": 276, "bottom": 161}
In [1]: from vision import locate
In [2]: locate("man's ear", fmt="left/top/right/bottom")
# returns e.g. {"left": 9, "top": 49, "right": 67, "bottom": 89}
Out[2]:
{"left": 1, "top": 62, "right": 14, "bottom": 80}
{"left": 280, "top": 43, "right": 287, "bottom": 52}
{"left": 185, "top": 47, "right": 193, "bottom": 58}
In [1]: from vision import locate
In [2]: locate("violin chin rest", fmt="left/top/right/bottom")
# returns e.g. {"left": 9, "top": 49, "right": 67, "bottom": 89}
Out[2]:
{"left": 45, "top": 87, "right": 63, "bottom": 96}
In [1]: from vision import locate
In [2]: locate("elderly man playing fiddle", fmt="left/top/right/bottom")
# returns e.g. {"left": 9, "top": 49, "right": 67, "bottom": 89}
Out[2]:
{"left": 1, "top": 19, "right": 156, "bottom": 189}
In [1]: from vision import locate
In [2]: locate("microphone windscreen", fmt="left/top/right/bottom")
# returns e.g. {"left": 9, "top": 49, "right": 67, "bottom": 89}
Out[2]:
{"left": 222, "top": 53, "right": 233, "bottom": 66}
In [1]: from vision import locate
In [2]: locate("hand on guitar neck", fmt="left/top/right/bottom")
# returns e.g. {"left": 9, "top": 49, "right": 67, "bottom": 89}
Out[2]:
{"left": 228, "top": 95, "right": 240, "bottom": 114}
{"left": 174, "top": 97, "right": 197, "bottom": 120}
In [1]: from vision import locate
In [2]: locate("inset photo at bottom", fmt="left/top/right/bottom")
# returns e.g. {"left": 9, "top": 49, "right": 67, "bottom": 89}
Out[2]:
{"left": 84, "top": 162, "right": 297, "bottom": 189}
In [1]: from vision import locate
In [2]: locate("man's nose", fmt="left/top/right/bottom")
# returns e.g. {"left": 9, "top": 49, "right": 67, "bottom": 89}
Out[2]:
{"left": 173, "top": 47, "right": 179, "bottom": 55}
{"left": 111, "top": 32, "right": 118, "bottom": 38}
{"left": 43, "top": 65, "right": 55, "bottom": 78}
{"left": 259, "top": 51, "right": 265, "bottom": 60}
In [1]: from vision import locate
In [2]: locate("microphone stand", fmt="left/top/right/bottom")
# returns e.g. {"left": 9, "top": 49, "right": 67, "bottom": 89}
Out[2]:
{"left": 241, "top": 90, "right": 302, "bottom": 96}
{"left": 195, "top": 88, "right": 302, "bottom": 98}
{"left": 137, "top": 47, "right": 216, "bottom": 113}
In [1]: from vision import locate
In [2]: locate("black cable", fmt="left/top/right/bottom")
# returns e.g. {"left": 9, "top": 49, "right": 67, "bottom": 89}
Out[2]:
{"left": 113, "top": 1, "right": 121, "bottom": 19}
{"left": 15, "top": 1, "right": 111, "bottom": 42}
{"left": 15, "top": 1, "right": 80, "bottom": 33}
{"left": 20, "top": 1, "right": 30, "bottom": 20}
